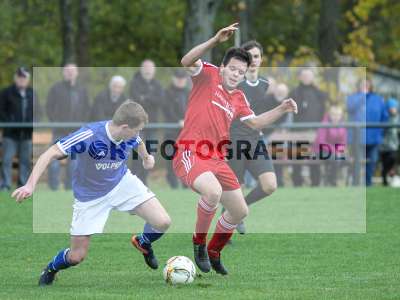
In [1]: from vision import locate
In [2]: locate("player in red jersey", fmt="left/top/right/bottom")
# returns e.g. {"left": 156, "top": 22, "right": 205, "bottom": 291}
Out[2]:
{"left": 173, "top": 23, "right": 297, "bottom": 275}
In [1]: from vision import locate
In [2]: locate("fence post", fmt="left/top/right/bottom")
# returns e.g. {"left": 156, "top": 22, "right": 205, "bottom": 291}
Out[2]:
{"left": 353, "top": 126, "right": 361, "bottom": 186}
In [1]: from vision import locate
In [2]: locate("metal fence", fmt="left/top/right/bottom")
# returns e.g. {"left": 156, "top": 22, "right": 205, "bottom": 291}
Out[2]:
{"left": 1, "top": 122, "right": 399, "bottom": 186}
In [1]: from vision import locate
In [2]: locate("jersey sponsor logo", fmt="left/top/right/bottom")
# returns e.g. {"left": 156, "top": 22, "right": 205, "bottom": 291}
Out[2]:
{"left": 95, "top": 161, "right": 123, "bottom": 170}
{"left": 211, "top": 90, "right": 235, "bottom": 119}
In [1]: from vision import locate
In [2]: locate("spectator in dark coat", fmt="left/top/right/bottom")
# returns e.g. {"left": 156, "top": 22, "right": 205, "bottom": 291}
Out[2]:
{"left": 263, "top": 83, "right": 290, "bottom": 187}
{"left": 289, "top": 68, "right": 328, "bottom": 186}
{"left": 91, "top": 75, "right": 127, "bottom": 121}
{"left": 0, "top": 67, "right": 41, "bottom": 191}
{"left": 129, "top": 59, "right": 164, "bottom": 185}
{"left": 46, "top": 63, "right": 90, "bottom": 190}
{"left": 163, "top": 69, "right": 189, "bottom": 188}
{"left": 129, "top": 59, "right": 164, "bottom": 123}
{"left": 380, "top": 98, "right": 399, "bottom": 186}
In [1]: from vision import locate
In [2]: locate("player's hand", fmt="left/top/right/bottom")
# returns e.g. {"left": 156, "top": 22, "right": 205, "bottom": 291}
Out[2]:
{"left": 142, "top": 154, "right": 155, "bottom": 170}
{"left": 214, "top": 23, "right": 239, "bottom": 43}
{"left": 11, "top": 185, "right": 33, "bottom": 203}
{"left": 280, "top": 98, "right": 298, "bottom": 114}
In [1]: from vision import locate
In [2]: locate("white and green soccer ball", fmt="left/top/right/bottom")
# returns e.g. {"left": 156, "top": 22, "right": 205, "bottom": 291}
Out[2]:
{"left": 163, "top": 256, "right": 196, "bottom": 285}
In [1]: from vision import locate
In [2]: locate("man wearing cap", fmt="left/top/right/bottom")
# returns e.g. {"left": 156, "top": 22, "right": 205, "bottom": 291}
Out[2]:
{"left": 0, "top": 67, "right": 41, "bottom": 191}
{"left": 162, "top": 69, "right": 190, "bottom": 188}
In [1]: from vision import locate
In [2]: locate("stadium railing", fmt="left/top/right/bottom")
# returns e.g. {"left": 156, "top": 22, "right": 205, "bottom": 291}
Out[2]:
{"left": 1, "top": 122, "right": 399, "bottom": 186}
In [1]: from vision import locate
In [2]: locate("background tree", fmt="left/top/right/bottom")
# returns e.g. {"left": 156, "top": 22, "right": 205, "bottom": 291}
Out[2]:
{"left": 77, "top": 0, "right": 90, "bottom": 67}
{"left": 183, "top": 0, "right": 221, "bottom": 62}
{"left": 318, "top": 0, "right": 340, "bottom": 65}
{"left": 60, "top": 0, "right": 75, "bottom": 65}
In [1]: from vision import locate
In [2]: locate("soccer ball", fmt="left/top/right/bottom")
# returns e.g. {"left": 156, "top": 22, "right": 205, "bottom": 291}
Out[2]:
{"left": 163, "top": 256, "right": 196, "bottom": 285}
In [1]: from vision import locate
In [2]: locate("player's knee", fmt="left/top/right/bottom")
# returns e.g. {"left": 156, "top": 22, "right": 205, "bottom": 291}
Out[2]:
{"left": 68, "top": 250, "right": 87, "bottom": 265}
{"left": 155, "top": 215, "right": 171, "bottom": 232}
{"left": 239, "top": 206, "right": 249, "bottom": 220}
{"left": 260, "top": 179, "right": 277, "bottom": 195}
{"left": 230, "top": 205, "right": 249, "bottom": 223}
{"left": 205, "top": 187, "right": 222, "bottom": 206}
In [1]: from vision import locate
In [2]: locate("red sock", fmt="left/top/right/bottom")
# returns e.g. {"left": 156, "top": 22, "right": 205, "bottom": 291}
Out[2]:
{"left": 193, "top": 197, "right": 217, "bottom": 245}
{"left": 207, "top": 215, "right": 236, "bottom": 259}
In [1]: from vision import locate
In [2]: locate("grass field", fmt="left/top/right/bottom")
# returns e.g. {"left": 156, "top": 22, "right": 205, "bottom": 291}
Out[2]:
{"left": 0, "top": 186, "right": 399, "bottom": 299}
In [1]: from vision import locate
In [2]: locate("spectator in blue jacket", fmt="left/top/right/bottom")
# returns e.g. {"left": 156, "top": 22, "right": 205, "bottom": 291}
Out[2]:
{"left": 347, "top": 79, "right": 388, "bottom": 186}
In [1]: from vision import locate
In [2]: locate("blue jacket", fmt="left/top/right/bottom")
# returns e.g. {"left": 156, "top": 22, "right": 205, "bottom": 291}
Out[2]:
{"left": 347, "top": 92, "right": 388, "bottom": 145}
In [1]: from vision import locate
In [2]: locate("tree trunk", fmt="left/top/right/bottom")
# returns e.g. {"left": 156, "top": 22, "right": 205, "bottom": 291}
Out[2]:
{"left": 77, "top": 0, "right": 90, "bottom": 66}
{"left": 318, "top": 0, "right": 340, "bottom": 65}
{"left": 183, "top": 0, "right": 221, "bottom": 62}
{"left": 238, "top": 0, "right": 256, "bottom": 44}
{"left": 59, "top": 0, "right": 75, "bottom": 65}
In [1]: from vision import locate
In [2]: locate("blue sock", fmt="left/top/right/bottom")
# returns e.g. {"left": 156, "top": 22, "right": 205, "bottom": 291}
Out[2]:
{"left": 47, "top": 248, "right": 71, "bottom": 272}
{"left": 137, "top": 223, "right": 164, "bottom": 248}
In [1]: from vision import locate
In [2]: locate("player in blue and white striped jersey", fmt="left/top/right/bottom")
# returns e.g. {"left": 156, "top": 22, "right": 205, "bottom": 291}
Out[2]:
{"left": 12, "top": 100, "right": 171, "bottom": 286}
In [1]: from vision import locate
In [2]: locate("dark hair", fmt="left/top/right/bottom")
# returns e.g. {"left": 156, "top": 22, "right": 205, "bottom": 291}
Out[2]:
{"left": 222, "top": 47, "right": 252, "bottom": 67}
{"left": 241, "top": 40, "right": 263, "bottom": 56}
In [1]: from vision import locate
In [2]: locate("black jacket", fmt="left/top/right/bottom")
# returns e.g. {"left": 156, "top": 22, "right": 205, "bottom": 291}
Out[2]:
{"left": 46, "top": 80, "right": 90, "bottom": 137}
{"left": 129, "top": 72, "right": 164, "bottom": 122}
{"left": 163, "top": 85, "right": 189, "bottom": 139}
{"left": 163, "top": 85, "right": 189, "bottom": 123}
{"left": 262, "top": 94, "right": 288, "bottom": 136}
{"left": 290, "top": 83, "right": 328, "bottom": 123}
{"left": 90, "top": 88, "right": 127, "bottom": 122}
{"left": 0, "top": 84, "right": 41, "bottom": 140}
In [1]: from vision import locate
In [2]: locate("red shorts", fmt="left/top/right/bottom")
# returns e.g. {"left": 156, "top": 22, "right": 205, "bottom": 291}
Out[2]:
{"left": 172, "top": 149, "right": 241, "bottom": 191}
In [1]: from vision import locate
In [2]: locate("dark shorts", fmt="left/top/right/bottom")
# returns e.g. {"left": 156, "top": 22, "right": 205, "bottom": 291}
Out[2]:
{"left": 228, "top": 137, "right": 275, "bottom": 184}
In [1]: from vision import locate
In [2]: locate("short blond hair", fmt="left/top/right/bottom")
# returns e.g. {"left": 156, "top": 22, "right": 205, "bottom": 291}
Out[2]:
{"left": 112, "top": 100, "right": 148, "bottom": 128}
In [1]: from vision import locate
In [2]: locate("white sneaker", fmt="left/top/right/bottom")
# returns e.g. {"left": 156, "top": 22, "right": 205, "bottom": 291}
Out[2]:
{"left": 389, "top": 175, "right": 400, "bottom": 188}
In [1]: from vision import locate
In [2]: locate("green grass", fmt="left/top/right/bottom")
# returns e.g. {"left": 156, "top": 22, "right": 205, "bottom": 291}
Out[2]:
{"left": 0, "top": 187, "right": 399, "bottom": 299}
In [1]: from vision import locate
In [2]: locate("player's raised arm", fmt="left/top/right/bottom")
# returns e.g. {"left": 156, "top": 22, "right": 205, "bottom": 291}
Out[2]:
{"left": 181, "top": 23, "right": 239, "bottom": 69}
{"left": 243, "top": 98, "right": 298, "bottom": 130}
{"left": 12, "top": 145, "right": 65, "bottom": 203}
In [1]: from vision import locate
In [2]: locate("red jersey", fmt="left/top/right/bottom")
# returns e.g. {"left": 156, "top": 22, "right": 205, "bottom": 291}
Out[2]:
{"left": 176, "top": 61, "right": 255, "bottom": 159}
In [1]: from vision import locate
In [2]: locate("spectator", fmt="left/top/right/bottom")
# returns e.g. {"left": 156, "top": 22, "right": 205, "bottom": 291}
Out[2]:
{"left": 263, "top": 82, "right": 290, "bottom": 135}
{"left": 380, "top": 98, "right": 399, "bottom": 186}
{"left": 265, "top": 76, "right": 277, "bottom": 96}
{"left": 313, "top": 105, "right": 347, "bottom": 186}
{"left": 129, "top": 59, "right": 164, "bottom": 185}
{"left": 289, "top": 68, "right": 328, "bottom": 186}
{"left": 46, "top": 63, "right": 90, "bottom": 190}
{"left": 129, "top": 59, "right": 164, "bottom": 123}
{"left": 91, "top": 75, "right": 127, "bottom": 121}
{"left": 347, "top": 79, "right": 388, "bottom": 186}
{"left": 264, "top": 82, "right": 290, "bottom": 187}
{"left": 162, "top": 69, "right": 189, "bottom": 188}
{"left": 0, "top": 67, "right": 41, "bottom": 191}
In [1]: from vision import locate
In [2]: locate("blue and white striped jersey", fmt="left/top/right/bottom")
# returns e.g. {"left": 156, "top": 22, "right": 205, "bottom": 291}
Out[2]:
{"left": 56, "top": 120, "right": 142, "bottom": 202}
